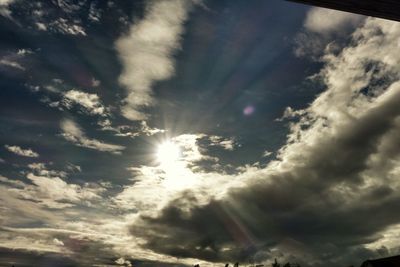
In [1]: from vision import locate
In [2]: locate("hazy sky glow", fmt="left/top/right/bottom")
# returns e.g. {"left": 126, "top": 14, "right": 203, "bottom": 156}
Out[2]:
{"left": 1, "top": 1, "right": 400, "bottom": 266}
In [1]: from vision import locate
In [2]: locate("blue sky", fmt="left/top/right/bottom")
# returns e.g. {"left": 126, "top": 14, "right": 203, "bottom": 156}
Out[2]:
{"left": 1, "top": 0, "right": 400, "bottom": 266}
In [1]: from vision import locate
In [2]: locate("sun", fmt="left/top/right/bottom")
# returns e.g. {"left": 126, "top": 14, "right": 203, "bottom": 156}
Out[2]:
{"left": 156, "top": 141, "right": 180, "bottom": 166}
{"left": 155, "top": 140, "right": 197, "bottom": 190}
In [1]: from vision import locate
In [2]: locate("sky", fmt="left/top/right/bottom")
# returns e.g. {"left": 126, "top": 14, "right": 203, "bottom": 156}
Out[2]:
{"left": 1, "top": 0, "right": 400, "bottom": 266}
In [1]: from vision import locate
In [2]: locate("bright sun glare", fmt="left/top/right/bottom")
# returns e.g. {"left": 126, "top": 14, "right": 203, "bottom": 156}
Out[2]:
{"left": 156, "top": 141, "right": 180, "bottom": 166}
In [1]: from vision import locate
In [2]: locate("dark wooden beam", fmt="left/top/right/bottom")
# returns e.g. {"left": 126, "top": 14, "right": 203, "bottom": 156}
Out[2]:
{"left": 287, "top": 0, "right": 400, "bottom": 22}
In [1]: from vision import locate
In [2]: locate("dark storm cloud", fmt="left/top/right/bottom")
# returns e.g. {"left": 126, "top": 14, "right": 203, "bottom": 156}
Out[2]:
{"left": 131, "top": 18, "right": 400, "bottom": 266}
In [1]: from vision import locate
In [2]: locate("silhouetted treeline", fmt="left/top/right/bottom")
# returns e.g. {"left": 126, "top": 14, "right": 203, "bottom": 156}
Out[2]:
{"left": 193, "top": 258, "right": 301, "bottom": 267}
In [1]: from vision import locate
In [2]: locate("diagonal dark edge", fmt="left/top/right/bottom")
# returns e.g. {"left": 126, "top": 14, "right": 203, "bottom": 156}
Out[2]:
{"left": 287, "top": 0, "right": 400, "bottom": 22}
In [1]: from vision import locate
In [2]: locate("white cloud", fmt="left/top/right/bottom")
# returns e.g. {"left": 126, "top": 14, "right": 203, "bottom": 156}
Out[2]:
{"left": 0, "top": 59, "right": 24, "bottom": 70}
{"left": 115, "top": 0, "right": 195, "bottom": 120}
{"left": 304, "top": 7, "right": 364, "bottom": 35}
{"left": 53, "top": 238, "right": 64, "bottom": 246}
{"left": 50, "top": 18, "right": 86, "bottom": 36}
{"left": 100, "top": 119, "right": 165, "bottom": 138}
{"left": 28, "top": 162, "right": 67, "bottom": 178}
{"left": 0, "top": 0, "right": 16, "bottom": 19}
{"left": 4, "top": 145, "right": 39, "bottom": 158}
{"left": 4, "top": 12, "right": 400, "bottom": 267}
{"left": 208, "top": 135, "right": 236, "bottom": 150}
{"left": 0, "top": 169, "right": 104, "bottom": 211}
{"left": 21, "top": 173, "right": 102, "bottom": 208}
{"left": 0, "top": 0, "right": 15, "bottom": 5}
{"left": 35, "top": 22, "right": 47, "bottom": 31}
{"left": 63, "top": 90, "right": 107, "bottom": 116}
{"left": 271, "top": 17, "right": 400, "bottom": 255}
{"left": 0, "top": 175, "right": 25, "bottom": 188}
{"left": 0, "top": 49, "right": 34, "bottom": 71}
{"left": 139, "top": 121, "right": 165, "bottom": 136}
{"left": 120, "top": 18, "right": 400, "bottom": 266}
{"left": 115, "top": 257, "right": 132, "bottom": 266}
{"left": 263, "top": 150, "right": 272, "bottom": 157}
{"left": 35, "top": 17, "right": 86, "bottom": 36}
{"left": 60, "top": 118, "right": 125, "bottom": 154}
{"left": 295, "top": 7, "right": 365, "bottom": 58}
{"left": 113, "top": 133, "right": 247, "bottom": 214}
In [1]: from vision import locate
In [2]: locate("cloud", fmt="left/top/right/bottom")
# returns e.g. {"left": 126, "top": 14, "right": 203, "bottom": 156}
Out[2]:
{"left": 112, "top": 133, "right": 249, "bottom": 215}
{"left": 115, "top": 0, "right": 195, "bottom": 120}
{"left": 1, "top": 164, "right": 105, "bottom": 210}
{"left": 0, "top": 59, "right": 24, "bottom": 70}
{"left": 208, "top": 135, "right": 236, "bottom": 151}
{"left": 0, "top": 175, "right": 25, "bottom": 188}
{"left": 21, "top": 173, "right": 102, "bottom": 208}
{"left": 60, "top": 118, "right": 125, "bottom": 154}
{"left": 115, "top": 257, "right": 132, "bottom": 266}
{"left": 4, "top": 145, "right": 39, "bottom": 158}
{"left": 0, "top": 0, "right": 15, "bottom": 5}
{"left": 0, "top": 49, "right": 33, "bottom": 71}
{"left": 100, "top": 120, "right": 165, "bottom": 138}
{"left": 304, "top": 7, "right": 364, "bottom": 34}
{"left": 28, "top": 162, "right": 67, "bottom": 178}
{"left": 47, "top": 18, "right": 86, "bottom": 36}
{"left": 0, "top": 0, "right": 16, "bottom": 19}
{"left": 128, "top": 18, "right": 400, "bottom": 266}
{"left": 1, "top": 171, "right": 104, "bottom": 210}
{"left": 63, "top": 90, "right": 108, "bottom": 116}
{"left": 295, "top": 7, "right": 365, "bottom": 58}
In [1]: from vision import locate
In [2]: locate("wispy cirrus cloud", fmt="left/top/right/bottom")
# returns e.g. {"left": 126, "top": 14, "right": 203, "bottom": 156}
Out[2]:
{"left": 116, "top": 0, "right": 195, "bottom": 120}
{"left": 60, "top": 118, "right": 125, "bottom": 154}
{"left": 4, "top": 145, "right": 39, "bottom": 158}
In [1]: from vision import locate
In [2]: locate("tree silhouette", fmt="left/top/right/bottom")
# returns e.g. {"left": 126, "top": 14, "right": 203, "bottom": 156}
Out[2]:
{"left": 272, "top": 258, "right": 280, "bottom": 267}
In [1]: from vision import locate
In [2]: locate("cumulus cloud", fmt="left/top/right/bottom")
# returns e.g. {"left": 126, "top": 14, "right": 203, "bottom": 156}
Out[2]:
{"left": 0, "top": 0, "right": 16, "bottom": 19}
{"left": 4, "top": 145, "right": 39, "bottom": 158}
{"left": 304, "top": 7, "right": 364, "bottom": 34}
{"left": 295, "top": 7, "right": 365, "bottom": 58}
{"left": 62, "top": 90, "right": 108, "bottom": 116}
{"left": 21, "top": 173, "right": 102, "bottom": 208}
{"left": 1, "top": 165, "right": 104, "bottom": 211}
{"left": 28, "top": 162, "right": 67, "bottom": 178}
{"left": 47, "top": 18, "right": 86, "bottom": 36}
{"left": 60, "top": 118, "right": 125, "bottom": 154}
{"left": 0, "top": 175, "right": 25, "bottom": 188}
{"left": 208, "top": 135, "right": 236, "bottom": 151}
{"left": 113, "top": 133, "right": 248, "bottom": 217}
{"left": 116, "top": 0, "right": 195, "bottom": 120}
{"left": 128, "top": 18, "right": 400, "bottom": 266}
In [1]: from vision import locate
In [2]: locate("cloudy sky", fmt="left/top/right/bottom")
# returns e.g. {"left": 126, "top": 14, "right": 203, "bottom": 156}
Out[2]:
{"left": 1, "top": 0, "right": 400, "bottom": 266}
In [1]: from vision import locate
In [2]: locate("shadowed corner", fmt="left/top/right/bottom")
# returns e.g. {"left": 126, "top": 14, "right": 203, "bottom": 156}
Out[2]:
{"left": 286, "top": 0, "right": 400, "bottom": 22}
